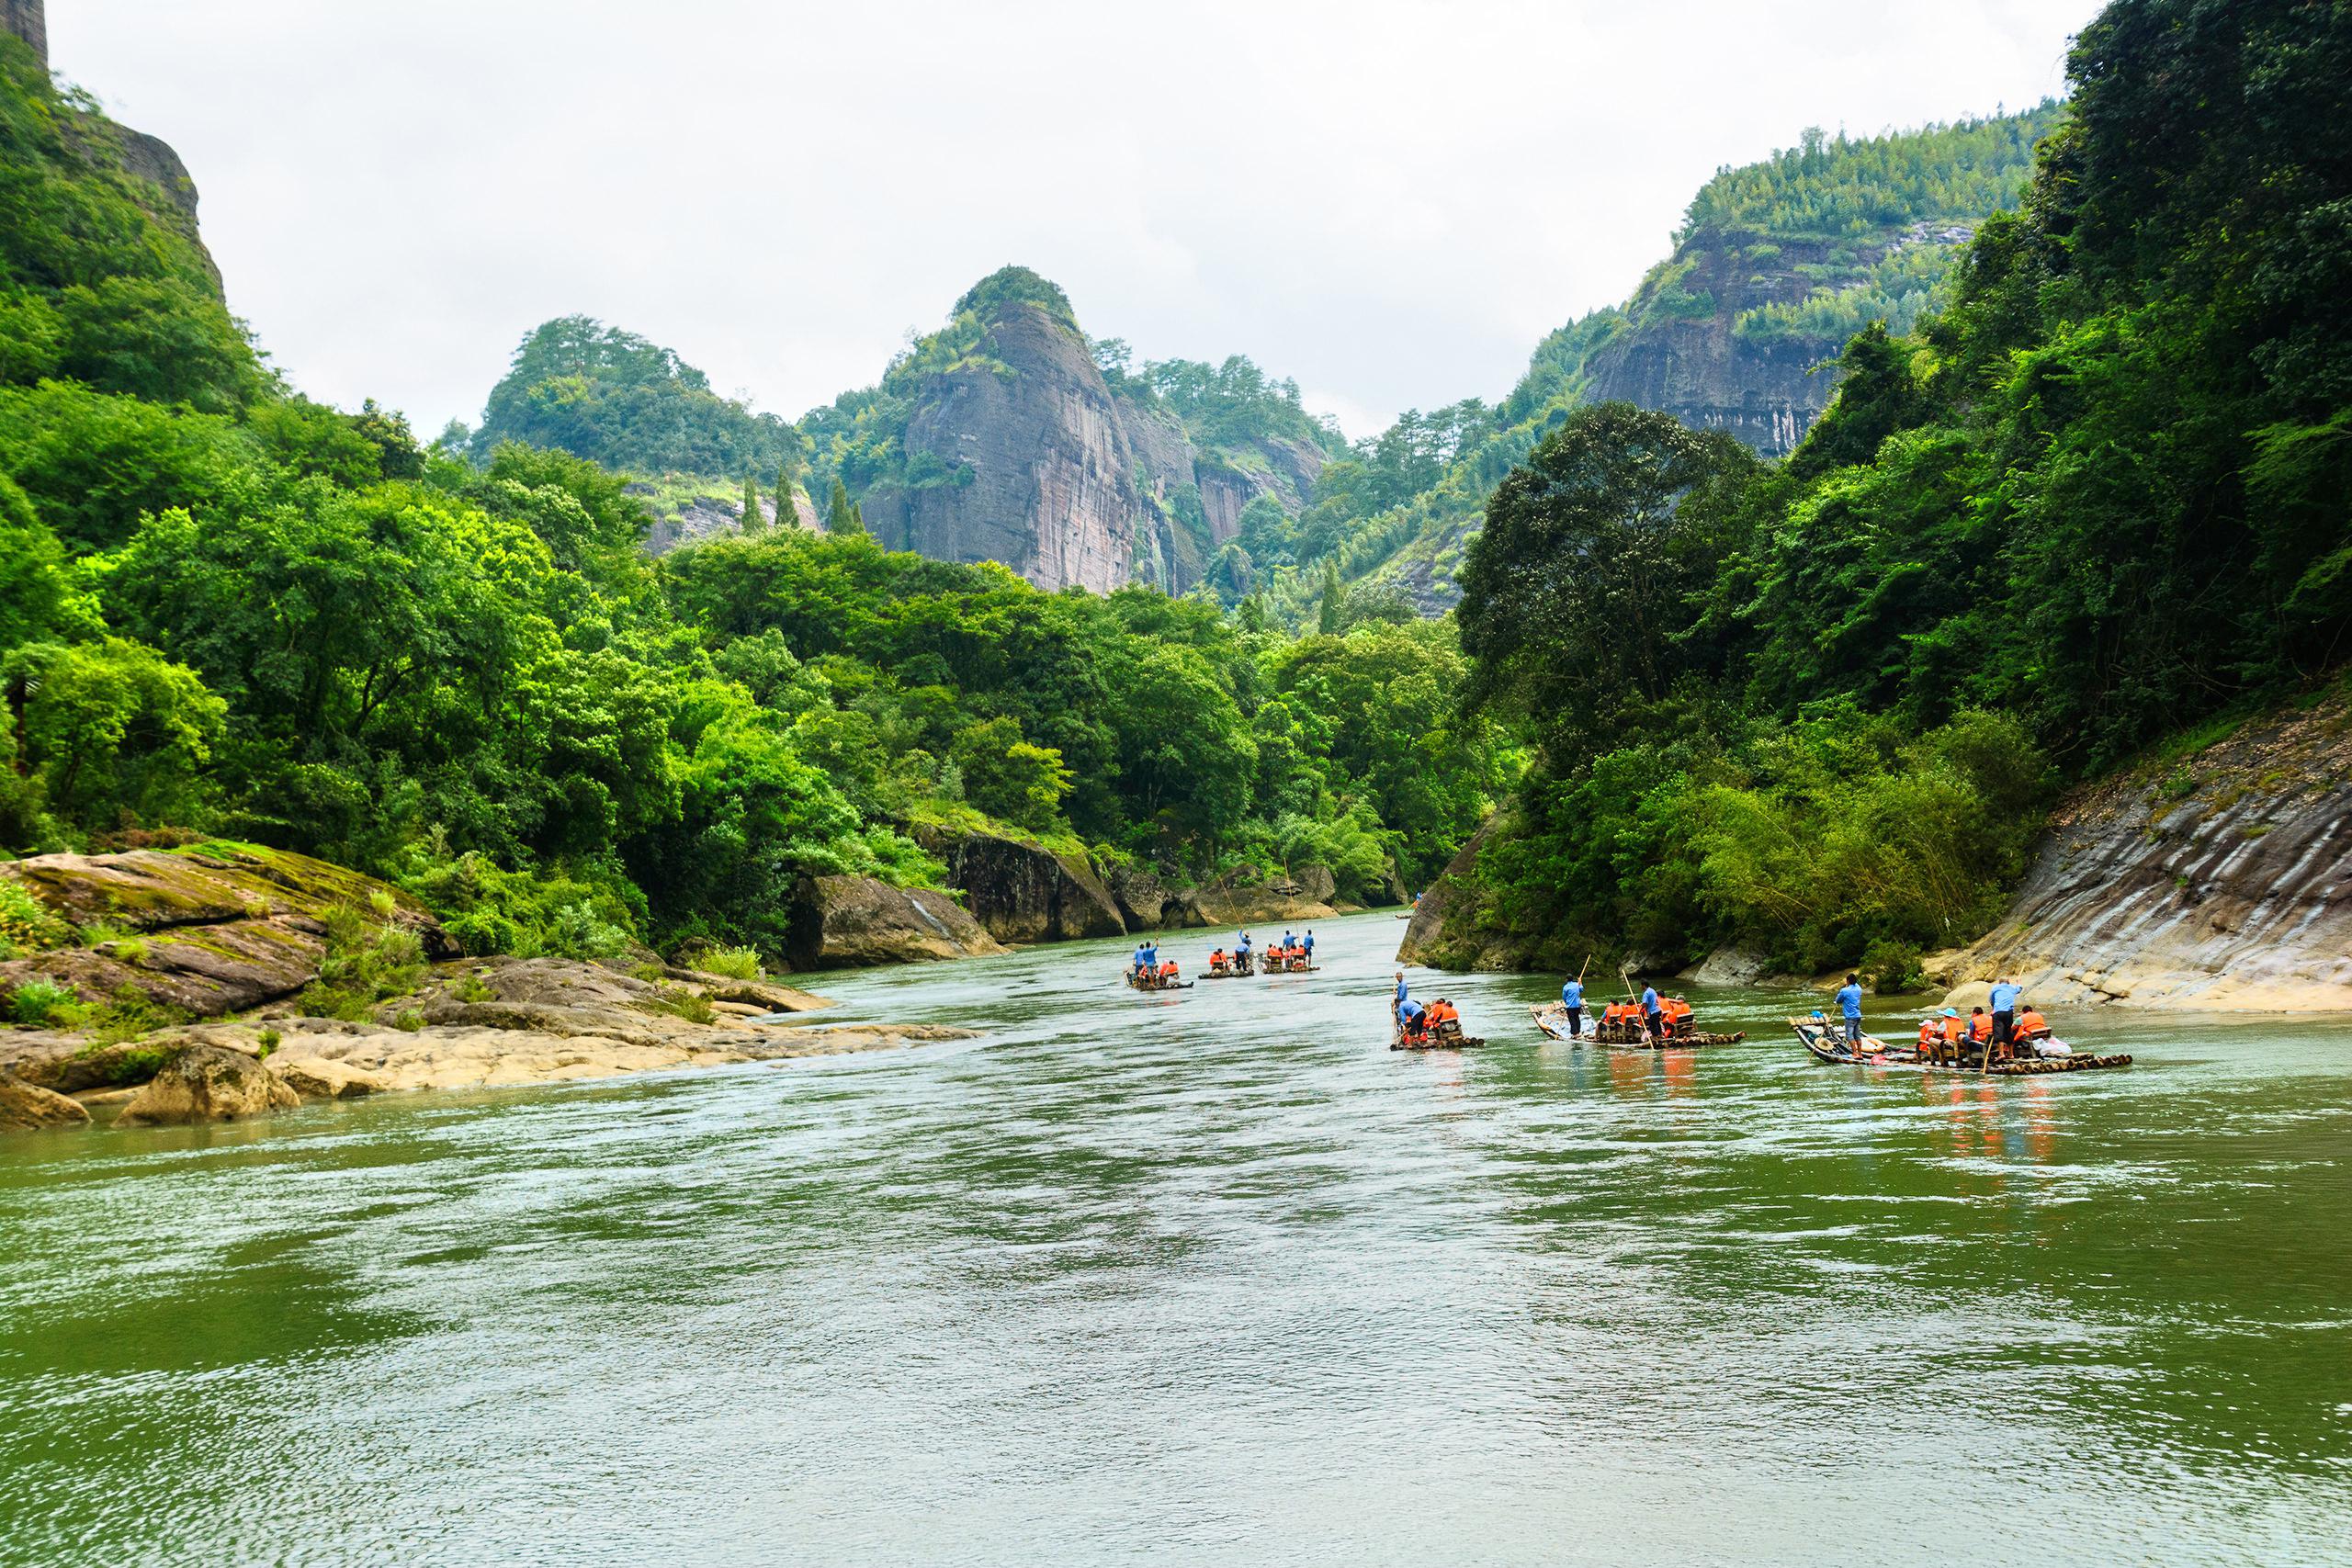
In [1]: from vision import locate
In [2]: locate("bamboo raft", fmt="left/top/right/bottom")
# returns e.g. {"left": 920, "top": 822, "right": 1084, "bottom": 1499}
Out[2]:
{"left": 1393, "top": 1025, "right": 1486, "bottom": 1051}
{"left": 1261, "top": 959, "right": 1320, "bottom": 976}
{"left": 1203, "top": 955, "right": 1256, "bottom": 979}
{"left": 1125, "top": 971, "right": 1194, "bottom": 992}
{"left": 1529, "top": 1005, "right": 1747, "bottom": 1049}
{"left": 1790, "top": 1018, "right": 2132, "bottom": 1075}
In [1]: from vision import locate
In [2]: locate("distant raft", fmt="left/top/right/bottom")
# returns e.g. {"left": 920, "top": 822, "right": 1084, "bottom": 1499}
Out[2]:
{"left": 1204, "top": 951, "right": 1256, "bottom": 978}
{"left": 1790, "top": 1017, "right": 2132, "bottom": 1074}
{"left": 1125, "top": 969, "right": 1193, "bottom": 992}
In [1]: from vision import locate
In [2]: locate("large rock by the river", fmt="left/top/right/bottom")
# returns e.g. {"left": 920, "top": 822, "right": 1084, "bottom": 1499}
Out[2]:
{"left": 116, "top": 1044, "right": 300, "bottom": 1126}
{"left": 787, "top": 875, "right": 1005, "bottom": 969}
{"left": 1106, "top": 866, "right": 1207, "bottom": 932}
{"left": 1941, "top": 692, "right": 2352, "bottom": 1010}
{"left": 919, "top": 825, "right": 1126, "bottom": 944}
{"left": 0, "top": 1074, "right": 92, "bottom": 1131}
{"left": 272, "top": 1057, "right": 385, "bottom": 1100}
{"left": 0, "top": 843, "right": 453, "bottom": 1018}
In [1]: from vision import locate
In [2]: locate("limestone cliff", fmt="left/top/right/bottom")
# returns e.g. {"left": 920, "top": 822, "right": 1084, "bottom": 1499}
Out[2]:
{"left": 1941, "top": 694, "right": 2352, "bottom": 1011}
{"left": 842, "top": 269, "right": 1325, "bottom": 594}
{"left": 2, "top": 0, "right": 45, "bottom": 65}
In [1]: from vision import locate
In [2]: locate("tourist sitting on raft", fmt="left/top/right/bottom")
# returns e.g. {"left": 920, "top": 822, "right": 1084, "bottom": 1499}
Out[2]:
{"left": 1425, "top": 998, "right": 1463, "bottom": 1040}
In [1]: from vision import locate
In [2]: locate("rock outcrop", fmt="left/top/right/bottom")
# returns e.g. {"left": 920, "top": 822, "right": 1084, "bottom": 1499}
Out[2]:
{"left": 1940, "top": 694, "right": 2352, "bottom": 1011}
{"left": 1106, "top": 866, "right": 1207, "bottom": 932}
{"left": 638, "top": 484, "right": 820, "bottom": 555}
{"left": 2, "top": 1, "right": 44, "bottom": 66}
{"left": 855, "top": 270, "right": 1325, "bottom": 594}
{"left": 116, "top": 1044, "right": 301, "bottom": 1126}
{"left": 0, "top": 1073, "right": 88, "bottom": 1131}
{"left": 915, "top": 825, "right": 1125, "bottom": 944}
{"left": 0, "top": 843, "right": 454, "bottom": 1018}
{"left": 786, "top": 874, "right": 1005, "bottom": 969}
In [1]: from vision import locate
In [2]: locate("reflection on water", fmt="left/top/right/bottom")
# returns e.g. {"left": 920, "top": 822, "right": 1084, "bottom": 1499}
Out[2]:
{"left": 1, "top": 911, "right": 2348, "bottom": 1566}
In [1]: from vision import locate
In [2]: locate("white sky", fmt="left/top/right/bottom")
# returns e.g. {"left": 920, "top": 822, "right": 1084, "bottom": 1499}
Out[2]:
{"left": 52, "top": 1, "right": 2098, "bottom": 443}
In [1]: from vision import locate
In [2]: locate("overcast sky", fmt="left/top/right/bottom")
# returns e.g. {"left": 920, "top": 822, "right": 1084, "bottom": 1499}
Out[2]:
{"left": 53, "top": 1, "right": 2099, "bottom": 442}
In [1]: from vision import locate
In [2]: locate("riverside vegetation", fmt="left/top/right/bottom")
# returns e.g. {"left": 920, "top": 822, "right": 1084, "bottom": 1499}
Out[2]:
{"left": 1416, "top": 0, "right": 2352, "bottom": 983}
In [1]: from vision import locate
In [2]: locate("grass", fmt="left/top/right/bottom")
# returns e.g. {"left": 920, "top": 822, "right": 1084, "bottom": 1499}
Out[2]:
{"left": 0, "top": 880, "right": 73, "bottom": 953}
{"left": 649, "top": 988, "right": 717, "bottom": 1025}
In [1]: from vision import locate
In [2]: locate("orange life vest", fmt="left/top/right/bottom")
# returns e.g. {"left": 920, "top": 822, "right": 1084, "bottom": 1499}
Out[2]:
{"left": 1942, "top": 1017, "right": 1964, "bottom": 1045}
{"left": 2017, "top": 1010, "right": 2050, "bottom": 1037}
{"left": 1968, "top": 1014, "right": 1991, "bottom": 1042}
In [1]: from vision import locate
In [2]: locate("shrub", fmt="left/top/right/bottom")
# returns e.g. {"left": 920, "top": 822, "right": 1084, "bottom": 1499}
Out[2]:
{"left": 256, "top": 1026, "right": 281, "bottom": 1055}
{"left": 85, "top": 987, "right": 190, "bottom": 1045}
{"left": 7, "top": 978, "right": 78, "bottom": 1027}
{"left": 697, "top": 946, "right": 762, "bottom": 980}
{"left": 1862, "top": 939, "right": 1928, "bottom": 996}
{"left": 300, "top": 904, "right": 428, "bottom": 1021}
{"left": 0, "top": 880, "right": 72, "bottom": 953}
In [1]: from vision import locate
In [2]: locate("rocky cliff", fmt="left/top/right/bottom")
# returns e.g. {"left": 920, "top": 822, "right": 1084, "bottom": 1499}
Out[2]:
{"left": 849, "top": 270, "right": 1323, "bottom": 594}
{"left": 2, "top": 0, "right": 44, "bottom": 66}
{"left": 1939, "top": 694, "right": 2352, "bottom": 1011}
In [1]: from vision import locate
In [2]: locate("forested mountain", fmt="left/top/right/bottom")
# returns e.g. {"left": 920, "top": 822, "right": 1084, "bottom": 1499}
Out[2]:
{"left": 1309, "top": 104, "right": 2065, "bottom": 614}
{"left": 0, "top": 31, "right": 1498, "bottom": 977}
{"left": 1408, "top": 0, "right": 2352, "bottom": 979}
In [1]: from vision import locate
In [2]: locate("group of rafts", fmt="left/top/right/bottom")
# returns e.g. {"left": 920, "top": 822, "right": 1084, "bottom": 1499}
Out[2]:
{"left": 1125, "top": 940, "right": 2135, "bottom": 1077}
{"left": 1124, "top": 932, "right": 1317, "bottom": 992}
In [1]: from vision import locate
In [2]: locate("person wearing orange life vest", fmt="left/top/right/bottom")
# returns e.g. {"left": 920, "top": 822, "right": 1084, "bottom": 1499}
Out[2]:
{"left": 1967, "top": 1007, "right": 1994, "bottom": 1063}
{"left": 1917, "top": 1016, "right": 1941, "bottom": 1055}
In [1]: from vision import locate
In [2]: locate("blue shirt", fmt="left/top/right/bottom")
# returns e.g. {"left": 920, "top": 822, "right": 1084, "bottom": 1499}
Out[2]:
{"left": 1238, "top": 934, "right": 1251, "bottom": 951}
{"left": 1395, "top": 978, "right": 1409, "bottom": 1004}
{"left": 1562, "top": 980, "right": 1583, "bottom": 1008}
{"left": 1304, "top": 933, "right": 1315, "bottom": 951}
{"left": 1641, "top": 987, "right": 1659, "bottom": 1014}
{"left": 1836, "top": 984, "right": 1863, "bottom": 1019}
{"left": 1989, "top": 982, "right": 2021, "bottom": 1013}
{"left": 1400, "top": 1001, "right": 1424, "bottom": 1022}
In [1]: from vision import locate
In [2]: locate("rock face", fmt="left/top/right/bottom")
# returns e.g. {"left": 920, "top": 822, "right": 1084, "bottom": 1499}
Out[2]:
{"left": 1191, "top": 865, "right": 1341, "bottom": 927}
{"left": 2, "top": 1, "right": 44, "bottom": 66}
{"left": 786, "top": 874, "right": 1005, "bottom": 970}
{"left": 1584, "top": 224, "right": 1973, "bottom": 459}
{"left": 116, "top": 1044, "right": 301, "bottom": 1126}
{"left": 1943, "top": 694, "right": 2352, "bottom": 1011}
{"left": 0, "top": 1073, "right": 88, "bottom": 1131}
{"left": 0, "top": 843, "right": 455, "bottom": 1018}
{"left": 857, "top": 276, "right": 1324, "bottom": 593}
{"left": 1106, "top": 866, "right": 1207, "bottom": 932}
{"left": 916, "top": 825, "right": 1125, "bottom": 944}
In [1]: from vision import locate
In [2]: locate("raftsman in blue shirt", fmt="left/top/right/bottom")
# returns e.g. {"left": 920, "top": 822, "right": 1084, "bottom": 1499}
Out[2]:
{"left": 1836, "top": 983, "right": 1864, "bottom": 1019}
{"left": 1561, "top": 979, "right": 1583, "bottom": 1008}
{"left": 1989, "top": 981, "right": 2021, "bottom": 1013}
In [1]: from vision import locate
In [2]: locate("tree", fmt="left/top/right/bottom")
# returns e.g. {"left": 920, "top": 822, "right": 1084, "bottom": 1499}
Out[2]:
{"left": 825, "top": 478, "right": 864, "bottom": 535}
{"left": 741, "top": 474, "right": 765, "bottom": 533}
{"left": 1316, "top": 558, "right": 1346, "bottom": 635}
{"left": 1457, "top": 401, "right": 1755, "bottom": 750}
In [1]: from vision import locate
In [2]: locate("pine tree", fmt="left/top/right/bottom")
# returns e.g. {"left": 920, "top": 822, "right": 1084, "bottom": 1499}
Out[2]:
{"left": 741, "top": 474, "right": 766, "bottom": 533}
{"left": 826, "top": 478, "right": 858, "bottom": 533}
{"left": 773, "top": 464, "right": 797, "bottom": 527}
{"left": 1317, "top": 558, "right": 1345, "bottom": 635}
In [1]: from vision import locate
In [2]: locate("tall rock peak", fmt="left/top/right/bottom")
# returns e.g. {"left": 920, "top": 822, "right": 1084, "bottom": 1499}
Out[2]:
{"left": 1, "top": 0, "right": 45, "bottom": 69}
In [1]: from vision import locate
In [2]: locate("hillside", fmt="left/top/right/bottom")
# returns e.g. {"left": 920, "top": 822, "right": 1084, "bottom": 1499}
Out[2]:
{"left": 452, "top": 315, "right": 812, "bottom": 550}
{"left": 800, "top": 266, "right": 1333, "bottom": 593}
{"left": 1318, "top": 105, "right": 2064, "bottom": 612}
{"left": 1406, "top": 1, "right": 2352, "bottom": 995}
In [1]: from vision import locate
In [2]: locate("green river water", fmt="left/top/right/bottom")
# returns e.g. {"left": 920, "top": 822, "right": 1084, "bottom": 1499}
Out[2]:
{"left": 2, "top": 910, "right": 2348, "bottom": 1566}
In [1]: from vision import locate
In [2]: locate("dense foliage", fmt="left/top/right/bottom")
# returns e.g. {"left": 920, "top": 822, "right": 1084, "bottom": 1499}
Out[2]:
{"left": 1442, "top": 0, "right": 2352, "bottom": 976}
{"left": 0, "top": 66, "right": 1497, "bottom": 966}
{"left": 459, "top": 315, "right": 797, "bottom": 480}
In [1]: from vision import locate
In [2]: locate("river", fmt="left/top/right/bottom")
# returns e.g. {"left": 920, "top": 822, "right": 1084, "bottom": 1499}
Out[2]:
{"left": 2, "top": 910, "right": 2347, "bottom": 1566}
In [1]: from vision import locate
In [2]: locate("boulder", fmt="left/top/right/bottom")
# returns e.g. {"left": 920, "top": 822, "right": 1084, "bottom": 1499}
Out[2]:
{"left": 271, "top": 1057, "right": 384, "bottom": 1100}
{"left": 1108, "top": 866, "right": 1209, "bottom": 932}
{"left": 916, "top": 826, "right": 1126, "bottom": 943}
{"left": 1679, "top": 947, "right": 1771, "bottom": 987}
{"left": 116, "top": 1044, "right": 300, "bottom": 1126}
{"left": 0, "top": 1074, "right": 92, "bottom": 1132}
{"left": 7, "top": 1038, "right": 180, "bottom": 1096}
{"left": 1292, "top": 863, "right": 1339, "bottom": 905}
{"left": 787, "top": 875, "right": 1006, "bottom": 969}
{"left": 1193, "top": 866, "right": 1339, "bottom": 926}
